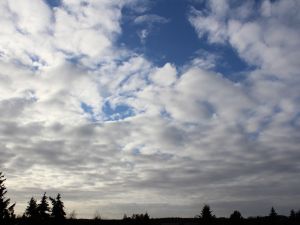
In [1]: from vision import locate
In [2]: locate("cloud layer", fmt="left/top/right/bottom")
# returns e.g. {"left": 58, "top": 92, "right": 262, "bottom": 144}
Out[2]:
{"left": 0, "top": 0, "right": 299, "bottom": 219}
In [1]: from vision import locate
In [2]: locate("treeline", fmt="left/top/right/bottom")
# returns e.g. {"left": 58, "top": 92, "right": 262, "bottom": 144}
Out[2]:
{"left": 1, "top": 172, "right": 66, "bottom": 225}
{"left": 1, "top": 172, "right": 300, "bottom": 225}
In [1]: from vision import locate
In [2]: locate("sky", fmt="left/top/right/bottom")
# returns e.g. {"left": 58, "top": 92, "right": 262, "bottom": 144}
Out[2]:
{"left": 0, "top": 0, "right": 300, "bottom": 219}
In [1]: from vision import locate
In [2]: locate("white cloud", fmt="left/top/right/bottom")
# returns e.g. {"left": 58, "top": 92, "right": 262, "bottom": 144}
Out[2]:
{"left": 189, "top": 0, "right": 300, "bottom": 77}
{"left": 134, "top": 14, "right": 169, "bottom": 25}
{"left": 189, "top": 6, "right": 228, "bottom": 43}
{"left": 150, "top": 63, "right": 177, "bottom": 87}
{"left": 0, "top": 0, "right": 300, "bottom": 219}
{"left": 8, "top": 0, "right": 52, "bottom": 34}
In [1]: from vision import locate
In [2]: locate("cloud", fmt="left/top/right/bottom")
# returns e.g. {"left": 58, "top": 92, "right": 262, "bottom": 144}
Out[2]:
{"left": 187, "top": 0, "right": 300, "bottom": 211}
{"left": 0, "top": 0, "right": 130, "bottom": 69}
{"left": 150, "top": 63, "right": 177, "bottom": 87}
{"left": 189, "top": 0, "right": 300, "bottom": 76}
{"left": 0, "top": 0, "right": 300, "bottom": 219}
{"left": 134, "top": 14, "right": 170, "bottom": 25}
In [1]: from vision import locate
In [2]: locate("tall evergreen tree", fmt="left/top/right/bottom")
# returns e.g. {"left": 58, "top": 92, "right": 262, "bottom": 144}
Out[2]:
{"left": 269, "top": 206, "right": 279, "bottom": 224}
{"left": 37, "top": 192, "right": 50, "bottom": 220}
{"left": 269, "top": 206, "right": 278, "bottom": 218}
{"left": 295, "top": 210, "right": 300, "bottom": 220}
{"left": 50, "top": 193, "right": 66, "bottom": 220}
{"left": 0, "top": 172, "right": 15, "bottom": 221}
{"left": 200, "top": 205, "right": 214, "bottom": 221}
{"left": 24, "top": 197, "right": 38, "bottom": 218}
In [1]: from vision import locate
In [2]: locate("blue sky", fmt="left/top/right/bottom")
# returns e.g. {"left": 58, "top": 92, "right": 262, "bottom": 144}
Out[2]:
{"left": 119, "top": 0, "right": 251, "bottom": 77}
{"left": 0, "top": 0, "right": 300, "bottom": 219}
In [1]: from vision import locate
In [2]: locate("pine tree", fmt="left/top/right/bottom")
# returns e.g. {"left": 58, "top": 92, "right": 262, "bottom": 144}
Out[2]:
{"left": 123, "top": 213, "right": 128, "bottom": 220}
{"left": 290, "top": 209, "right": 296, "bottom": 219}
{"left": 144, "top": 212, "right": 150, "bottom": 220}
{"left": 24, "top": 197, "right": 38, "bottom": 218}
{"left": 200, "top": 205, "right": 214, "bottom": 221}
{"left": 0, "top": 172, "right": 15, "bottom": 221}
{"left": 37, "top": 192, "right": 50, "bottom": 220}
{"left": 269, "top": 206, "right": 278, "bottom": 218}
{"left": 50, "top": 193, "right": 66, "bottom": 220}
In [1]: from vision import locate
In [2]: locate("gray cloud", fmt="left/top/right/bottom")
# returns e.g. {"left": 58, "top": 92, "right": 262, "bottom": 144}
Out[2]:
{"left": 0, "top": 0, "right": 299, "bottom": 219}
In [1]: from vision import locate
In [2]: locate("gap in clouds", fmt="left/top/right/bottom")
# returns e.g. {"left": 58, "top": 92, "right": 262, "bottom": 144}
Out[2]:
{"left": 119, "top": 0, "right": 252, "bottom": 82}
{"left": 45, "top": 0, "right": 61, "bottom": 8}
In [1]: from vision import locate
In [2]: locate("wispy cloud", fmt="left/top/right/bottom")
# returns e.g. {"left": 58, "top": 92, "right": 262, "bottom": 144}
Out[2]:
{"left": 0, "top": 0, "right": 299, "bottom": 219}
{"left": 134, "top": 14, "right": 170, "bottom": 25}
{"left": 133, "top": 14, "right": 170, "bottom": 43}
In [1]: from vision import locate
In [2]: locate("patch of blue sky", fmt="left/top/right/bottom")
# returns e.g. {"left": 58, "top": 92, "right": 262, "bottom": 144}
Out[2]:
{"left": 81, "top": 102, "right": 93, "bottom": 114}
{"left": 132, "top": 147, "right": 141, "bottom": 156}
{"left": 119, "top": 0, "right": 201, "bottom": 67}
{"left": 200, "top": 100, "right": 216, "bottom": 118}
{"left": 9, "top": 53, "right": 46, "bottom": 72}
{"left": 290, "top": 112, "right": 300, "bottom": 128}
{"left": 119, "top": 0, "right": 254, "bottom": 83}
{"left": 80, "top": 102, "right": 97, "bottom": 122}
{"left": 27, "top": 53, "right": 47, "bottom": 67}
{"left": 65, "top": 55, "right": 86, "bottom": 66}
{"left": 57, "top": 52, "right": 92, "bottom": 69}
{"left": 211, "top": 46, "right": 255, "bottom": 82}
{"left": 81, "top": 101, "right": 136, "bottom": 122}
{"left": 102, "top": 101, "right": 135, "bottom": 121}
{"left": 160, "top": 108, "right": 172, "bottom": 120}
{"left": 53, "top": 47, "right": 85, "bottom": 63}
{"left": 247, "top": 132, "right": 260, "bottom": 141}
{"left": 45, "top": 0, "right": 61, "bottom": 8}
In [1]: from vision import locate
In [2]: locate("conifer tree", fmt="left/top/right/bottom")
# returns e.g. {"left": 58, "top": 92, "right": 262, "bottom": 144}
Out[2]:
{"left": 37, "top": 192, "right": 50, "bottom": 220}
{"left": 269, "top": 206, "right": 278, "bottom": 218}
{"left": 290, "top": 209, "right": 296, "bottom": 219}
{"left": 269, "top": 206, "right": 279, "bottom": 224}
{"left": 0, "top": 172, "right": 15, "bottom": 221}
{"left": 24, "top": 197, "right": 38, "bottom": 218}
{"left": 50, "top": 193, "right": 66, "bottom": 220}
{"left": 200, "top": 205, "right": 214, "bottom": 221}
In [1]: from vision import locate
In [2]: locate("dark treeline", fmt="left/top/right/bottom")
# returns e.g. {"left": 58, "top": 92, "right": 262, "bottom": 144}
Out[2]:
{"left": 1, "top": 172, "right": 300, "bottom": 225}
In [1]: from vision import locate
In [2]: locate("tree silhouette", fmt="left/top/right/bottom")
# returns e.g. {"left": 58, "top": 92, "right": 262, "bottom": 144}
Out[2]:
{"left": 129, "top": 213, "right": 150, "bottom": 224}
{"left": 230, "top": 210, "right": 243, "bottom": 224}
{"left": 269, "top": 206, "right": 279, "bottom": 224}
{"left": 50, "top": 193, "right": 66, "bottom": 221}
{"left": 290, "top": 209, "right": 296, "bottom": 220}
{"left": 144, "top": 212, "right": 150, "bottom": 220}
{"left": 0, "top": 172, "right": 15, "bottom": 221}
{"left": 94, "top": 209, "right": 101, "bottom": 220}
{"left": 37, "top": 192, "right": 50, "bottom": 220}
{"left": 123, "top": 213, "right": 128, "bottom": 220}
{"left": 230, "top": 210, "right": 242, "bottom": 220}
{"left": 24, "top": 197, "right": 39, "bottom": 219}
{"left": 201, "top": 205, "right": 213, "bottom": 219}
{"left": 197, "top": 204, "right": 215, "bottom": 224}
{"left": 295, "top": 210, "right": 300, "bottom": 220}
{"left": 269, "top": 206, "right": 278, "bottom": 218}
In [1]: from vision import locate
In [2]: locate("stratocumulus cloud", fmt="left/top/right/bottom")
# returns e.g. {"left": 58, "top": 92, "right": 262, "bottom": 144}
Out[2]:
{"left": 0, "top": 0, "right": 299, "bottom": 219}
